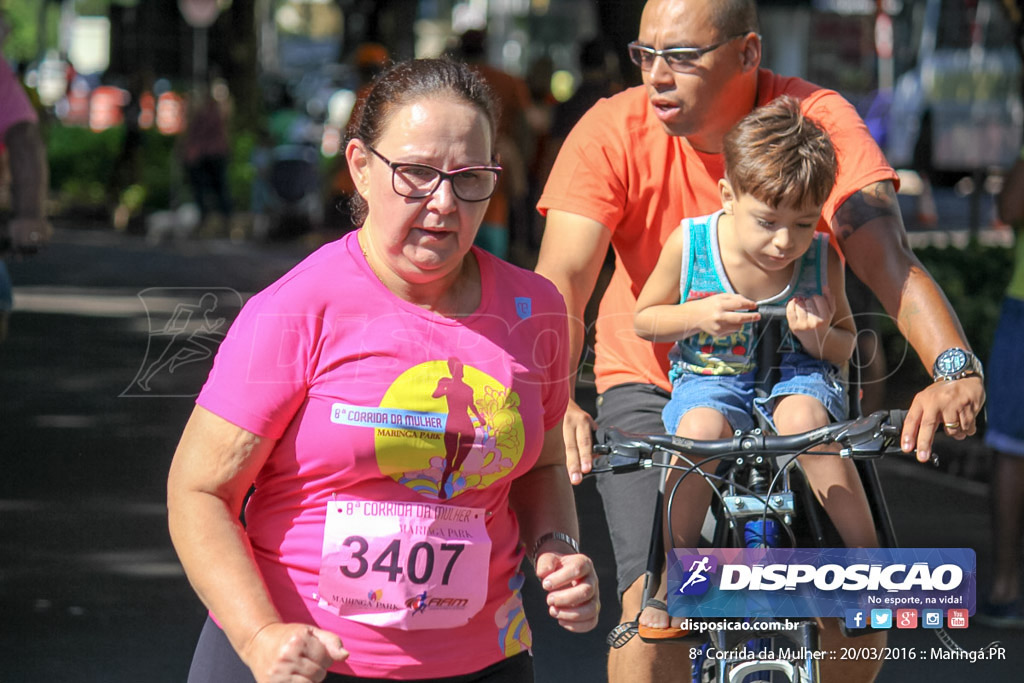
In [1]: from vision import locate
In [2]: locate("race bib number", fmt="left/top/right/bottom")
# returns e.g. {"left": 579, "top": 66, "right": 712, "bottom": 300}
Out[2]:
{"left": 316, "top": 498, "right": 491, "bottom": 630}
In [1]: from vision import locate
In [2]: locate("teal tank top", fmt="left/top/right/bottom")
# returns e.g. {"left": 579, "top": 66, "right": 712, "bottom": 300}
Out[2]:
{"left": 668, "top": 211, "right": 829, "bottom": 377}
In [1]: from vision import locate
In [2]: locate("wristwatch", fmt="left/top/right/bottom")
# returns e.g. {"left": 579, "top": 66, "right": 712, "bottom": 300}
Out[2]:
{"left": 932, "top": 347, "right": 984, "bottom": 383}
{"left": 531, "top": 531, "right": 580, "bottom": 564}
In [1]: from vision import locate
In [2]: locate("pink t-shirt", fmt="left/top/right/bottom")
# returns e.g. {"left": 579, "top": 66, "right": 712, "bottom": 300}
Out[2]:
{"left": 0, "top": 59, "right": 37, "bottom": 139}
{"left": 197, "top": 230, "right": 570, "bottom": 678}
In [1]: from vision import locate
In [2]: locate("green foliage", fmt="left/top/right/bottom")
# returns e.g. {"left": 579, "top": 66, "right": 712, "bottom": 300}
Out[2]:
{"left": 921, "top": 240, "right": 1013, "bottom": 362}
{"left": 2, "top": 1, "right": 60, "bottom": 63}
{"left": 880, "top": 240, "right": 1014, "bottom": 373}
{"left": 46, "top": 124, "right": 122, "bottom": 207}
{"left": 46, "top": 121, "right": 261, "bottom": 214}
{"left": 228, "top": 128, "right": 258, "bottom": 209}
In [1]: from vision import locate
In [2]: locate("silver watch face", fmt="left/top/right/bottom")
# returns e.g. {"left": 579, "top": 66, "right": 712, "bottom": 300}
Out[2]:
{"left": 935, "top": 348, "right": 968, "bottom": 377}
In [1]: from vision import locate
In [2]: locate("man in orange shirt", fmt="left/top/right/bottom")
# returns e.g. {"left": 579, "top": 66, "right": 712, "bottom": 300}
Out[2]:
{"left": 536, "top": 1, "right": 985, "bottom": 681}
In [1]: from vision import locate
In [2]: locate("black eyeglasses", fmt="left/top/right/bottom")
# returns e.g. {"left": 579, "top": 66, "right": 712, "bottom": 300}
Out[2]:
{"left": 365, "top": 145, "right": 502, "bottom": 202}
{"left": 627, "top": 33, "right": 753, "bottom": 73}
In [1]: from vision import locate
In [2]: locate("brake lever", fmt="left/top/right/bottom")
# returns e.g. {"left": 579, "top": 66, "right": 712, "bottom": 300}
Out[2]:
{"left": 591, "top": 437, "right": 653, "bottom": 474}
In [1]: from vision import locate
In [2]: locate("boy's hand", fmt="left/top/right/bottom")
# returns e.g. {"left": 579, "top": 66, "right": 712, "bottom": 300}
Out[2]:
{"left": 786, "top": 291, "right": 835, "bottom": 335}
{"left": 693, "top": 293, "right": 759, "bottom": 337}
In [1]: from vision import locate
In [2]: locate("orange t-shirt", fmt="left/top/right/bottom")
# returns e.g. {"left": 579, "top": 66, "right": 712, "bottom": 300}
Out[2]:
{"left": 537, "top": 70, "right": 898, "bottom": 394}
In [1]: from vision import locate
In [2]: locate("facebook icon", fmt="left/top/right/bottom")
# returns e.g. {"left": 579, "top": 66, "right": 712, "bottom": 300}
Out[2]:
{"left": 845, "top": 609, "right": 866, "bottom": 630}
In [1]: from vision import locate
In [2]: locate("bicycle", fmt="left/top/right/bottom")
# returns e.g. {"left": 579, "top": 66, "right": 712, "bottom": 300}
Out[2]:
{"left": 591, "top": 408, "right": 909, "bottom": 682}
{"left": 586, "top": 304, "right": 989, "bottom": 682}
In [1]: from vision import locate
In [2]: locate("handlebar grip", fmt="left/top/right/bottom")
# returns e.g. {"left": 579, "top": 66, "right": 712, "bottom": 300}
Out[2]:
{"left": 756, "top": 304, "right": 788, "bottom": 321}
{"left": 887, "top": 409, "right": 907, "bottom": 432}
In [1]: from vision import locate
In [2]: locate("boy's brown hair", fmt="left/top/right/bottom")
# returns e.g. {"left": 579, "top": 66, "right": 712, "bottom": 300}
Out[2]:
{"left": 722, "top": 95, "right": 837, "bottom": 209}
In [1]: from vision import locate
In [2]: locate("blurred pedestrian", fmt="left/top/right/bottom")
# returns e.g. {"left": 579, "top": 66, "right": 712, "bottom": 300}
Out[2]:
{"left": 0, "top": 18, "right": 52, "bottom": 342}
{"left": 325, "top": 42, "right": 391, "bottom": 233}
{"left": 180, "top": 81, "right": 233, "bottom": 235}
{"left": 108, "top": 70, "right": 151, "bottom": 230}
{"left": 536, "top": 37, "right": 623, "bottom": 207}
{"left": 549, "top": 38, "right": 622, "bottom": 146}
{"left": 977, "top": 146, "right": 1024, "bottom": 628}
{"left": 456, "top": 29, "right": 532, "bottom": 261}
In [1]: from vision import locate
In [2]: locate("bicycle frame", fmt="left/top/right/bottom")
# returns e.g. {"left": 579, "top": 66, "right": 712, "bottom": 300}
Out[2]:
{"left": 592, "top": 409, "right": 908, "bottom": 683}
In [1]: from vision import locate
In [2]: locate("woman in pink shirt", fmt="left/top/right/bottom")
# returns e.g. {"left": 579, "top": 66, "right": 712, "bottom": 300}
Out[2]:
{"left": 168, "top": 58, "right": 599, "bottom": 683}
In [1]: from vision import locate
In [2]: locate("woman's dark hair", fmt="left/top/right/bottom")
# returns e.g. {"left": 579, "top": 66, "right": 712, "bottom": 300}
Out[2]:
{"left": 347, "top": 58, "right": 498, "bottom": 225}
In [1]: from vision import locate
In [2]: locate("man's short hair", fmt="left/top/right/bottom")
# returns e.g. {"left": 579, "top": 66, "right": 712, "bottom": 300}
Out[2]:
{"left": 710, "top": 0, "right": 759, "bottom": 37}
{"left": 722, "top": 95, "right": 837, "bottom": 209}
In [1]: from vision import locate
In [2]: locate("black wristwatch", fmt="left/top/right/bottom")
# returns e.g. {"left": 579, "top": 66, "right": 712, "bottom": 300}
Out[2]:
{"left": 932, "top": 347, "right": 984, "bottom": 383}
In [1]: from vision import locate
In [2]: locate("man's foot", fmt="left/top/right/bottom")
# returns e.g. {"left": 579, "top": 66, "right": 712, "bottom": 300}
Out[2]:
{"left": 636, "top": 599, "right": 688, "bottom": 641}
{"left": 976, "top": 598, "right": 1024, "bottom": 628}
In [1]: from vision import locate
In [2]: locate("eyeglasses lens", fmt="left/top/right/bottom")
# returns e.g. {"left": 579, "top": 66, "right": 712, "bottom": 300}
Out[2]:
{"left": 628, "top": 45, "right": 699, "bottom": 72}
{"left": 393, "top": 165, "right": 498, "bottom": 201}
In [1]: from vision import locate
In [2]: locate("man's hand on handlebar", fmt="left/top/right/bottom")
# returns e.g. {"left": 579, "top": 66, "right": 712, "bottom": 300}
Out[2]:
{"left": 562, "top": 398, "right": 597, "bottom": 485}
{"left": 901, "top": 376, "right": 985, "bottom": 463}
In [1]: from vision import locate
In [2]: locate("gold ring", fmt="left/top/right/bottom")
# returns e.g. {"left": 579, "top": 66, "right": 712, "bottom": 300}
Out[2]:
{"left": 944, "top": 421, "right": 960, "bottom": 429}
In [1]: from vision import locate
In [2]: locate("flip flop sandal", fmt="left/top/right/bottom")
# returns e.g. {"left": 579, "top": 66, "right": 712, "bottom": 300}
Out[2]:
{"left": 636, "top": 599, "right": 690, "bottom": 643}
{"left": 606, "top": 620, "right": 638, "bottom": 649}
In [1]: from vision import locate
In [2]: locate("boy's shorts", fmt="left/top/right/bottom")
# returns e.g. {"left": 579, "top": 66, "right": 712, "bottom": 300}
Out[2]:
{"left": 985, "top": 296, "right": 1024, "bottom": 456}
{"left": 663, "top": 352, "right": 848, "bottom": 434}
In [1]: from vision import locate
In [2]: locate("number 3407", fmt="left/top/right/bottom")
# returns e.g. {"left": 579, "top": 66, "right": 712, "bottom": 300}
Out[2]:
{"left": 338, "top": 535, "right": 466, "bottom": 585}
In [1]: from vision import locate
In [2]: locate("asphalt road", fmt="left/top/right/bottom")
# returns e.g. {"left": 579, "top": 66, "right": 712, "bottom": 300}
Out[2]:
{"left": 0, "top": 223, "right": 1020, "bottom": 681}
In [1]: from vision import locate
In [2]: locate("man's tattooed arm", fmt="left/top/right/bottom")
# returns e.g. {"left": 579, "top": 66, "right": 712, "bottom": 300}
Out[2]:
{"left": 833, "top": 180, "right": 907, "bottom": 243}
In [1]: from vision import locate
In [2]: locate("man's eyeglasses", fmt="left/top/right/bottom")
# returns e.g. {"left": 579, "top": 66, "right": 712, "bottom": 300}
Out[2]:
{"left": 365, "top": 145, "right": 502, "bottom": 202}
{"left": 627, "top": 33, "right": 753, "bottom": 73}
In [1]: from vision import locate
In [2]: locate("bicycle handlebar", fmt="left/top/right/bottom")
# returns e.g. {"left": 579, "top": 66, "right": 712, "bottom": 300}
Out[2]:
{"left": 755, "top": 303, "right": 788, "bottom": 321}
{"left": 592, "top": 410, "right": 908, "bottom": 474}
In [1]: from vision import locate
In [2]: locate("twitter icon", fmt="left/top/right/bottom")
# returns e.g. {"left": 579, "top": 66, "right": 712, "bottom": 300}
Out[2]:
{"left": 871, "top": 609, "right": 892, "bottom": 629}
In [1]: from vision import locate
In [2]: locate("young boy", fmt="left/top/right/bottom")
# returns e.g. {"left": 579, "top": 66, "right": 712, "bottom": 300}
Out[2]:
{"left": 632, "top": 95, "right": 876, "bottom": 635}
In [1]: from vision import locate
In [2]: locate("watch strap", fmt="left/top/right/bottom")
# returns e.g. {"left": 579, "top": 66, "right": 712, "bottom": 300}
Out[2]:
{"left": 531, "top": 531, "right": 580, "bottom": 563}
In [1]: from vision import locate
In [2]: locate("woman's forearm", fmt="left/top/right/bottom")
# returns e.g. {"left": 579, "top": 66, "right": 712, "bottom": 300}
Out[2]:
{"left": 167, "top": 407, "right": 284, "bottom": 662}
{"left": 168, "top": 488, "right": 283, "bottom": 656}
{"left": 508, "top": 463, "right": 580, "bottom": 560}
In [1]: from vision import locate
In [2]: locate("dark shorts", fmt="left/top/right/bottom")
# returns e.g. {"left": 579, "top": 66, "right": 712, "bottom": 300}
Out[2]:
{"left": 985, "top": 296, "right": 1024, "bottom": 456}
{"left": 594, "top": 383, "right": 671, "bottom": 599}
{"left": 187, "top": 616, "right": 534, "bottom": 682}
